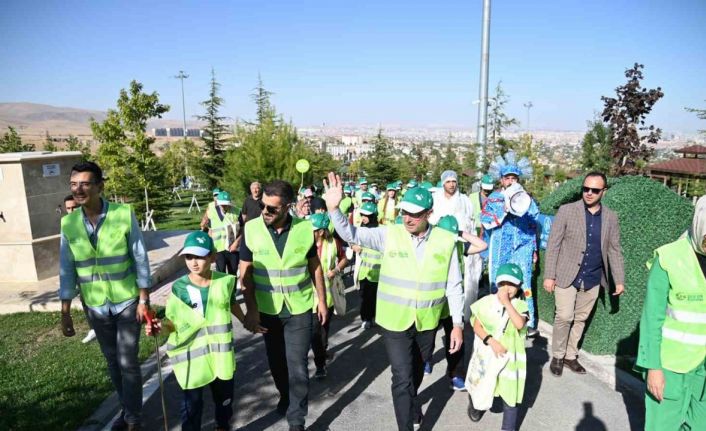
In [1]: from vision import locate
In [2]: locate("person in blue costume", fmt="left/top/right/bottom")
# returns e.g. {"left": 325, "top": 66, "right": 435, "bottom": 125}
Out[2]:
{"left": 481, "top": 151, "right": 540, "bottom": 336}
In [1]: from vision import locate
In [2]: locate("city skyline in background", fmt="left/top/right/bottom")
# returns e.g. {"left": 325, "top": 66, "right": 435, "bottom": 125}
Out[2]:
{"left": 1, "top": 0, "right": 705, "bottom": 134}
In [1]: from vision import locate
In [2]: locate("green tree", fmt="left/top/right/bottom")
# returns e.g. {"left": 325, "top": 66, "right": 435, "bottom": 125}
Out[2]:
{"left": 0, "top": 126, "right": 35, "bottom": 152}
{"left": 196, "top": 68, "right": 229, "bottom": 189}
{"left": 91, "top": 80, "right": 171, "bottom": 221}
{"left": 360, "top": 129, "right": 399, "bottom": 186}
{"left": 580, "top": 120, "right": 613, "bottom": 173}
{"left": 161, "top": 138, "right": 203, "bottom": 187}
{"left": 601, "top": 63, "right": 664, "bottom": 175}
{"left": 65, "top": 135, "right": 92, "bottom": 161}
{"left": 488, "top": 81, "right": 519, "bottom": 160}
{"left": 252, "top": 73, "right": 274, "bottom": 125}
{"left": 685, "top": 100, "right": 706, "bottom": 136}
{"left": 43, "top": 131, "right": 58, "bottom": 151}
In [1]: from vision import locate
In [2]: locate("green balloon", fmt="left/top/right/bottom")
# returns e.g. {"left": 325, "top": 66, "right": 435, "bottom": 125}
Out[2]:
{"left": 296, "top": 159, "right": 310, "bottom": 173}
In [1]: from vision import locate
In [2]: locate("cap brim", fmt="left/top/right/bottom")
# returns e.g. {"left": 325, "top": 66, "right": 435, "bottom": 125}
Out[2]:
{"left": 495, "top": 274, "right": 522, "bottom": 285}
{"left": 180, "top": 246, "right": 212, "bottom": 257}
{"left": 399, "top": 201, "right": 428, "bottom": 213}
{"left": 360, "top": 210, "right": 375, "bottom": 215}
{"left": 481, "top": 184, "right": 494, "bottom": 190}
{"left": 216, "top": 200, "right": 232, "bottom": 206}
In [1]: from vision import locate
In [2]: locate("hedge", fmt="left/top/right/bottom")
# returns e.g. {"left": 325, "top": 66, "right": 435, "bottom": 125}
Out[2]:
{"left": 536, "top": 175, "right": 694, "bottom": 357}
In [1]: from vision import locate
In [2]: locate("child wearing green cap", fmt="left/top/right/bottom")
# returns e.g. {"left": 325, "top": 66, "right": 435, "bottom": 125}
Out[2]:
{"left": 467, "top": 262, "right": 528, "bottom": 431}
{"left": 145, "top": 231, "right": 262, "bottom": 431}
{"left": 309, "top": 213, "right": 348, "bottom": 378}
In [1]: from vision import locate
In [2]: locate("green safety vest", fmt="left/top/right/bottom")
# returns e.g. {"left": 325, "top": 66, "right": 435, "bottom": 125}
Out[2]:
{"left": 377, "top": 197, "right": 398, "bottom": 225}
{"left": 244, "top": 216, "right": 315, "bottom": 315}
{"left": 358, "top": 247, "right": 382, "bottom": 283}
{"left": 166, "top": 272, "right": 236, "bottom": 389}
{"left": 376, "top": 225, "right": 456, "bottom": 331}
{"left": 207, "top": 201, "right": 218, "bottom": 220}
{"left": 210, "top": 208, "right": 238, "bottom": 252}
{"left": 652, "top": 237, "right": 706, "bottom": 373}
{"left": 61, "top": 203, "right": 138, "bottom": 307}
{"left": 440, "top": 241, "right": 465, "bottom": 320}
{"left": 313, "top": 237, "right": 337, "bottom": 311}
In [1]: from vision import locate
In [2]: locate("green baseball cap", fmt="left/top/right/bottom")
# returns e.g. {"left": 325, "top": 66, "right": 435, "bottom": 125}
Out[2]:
{"left": 399, "top": 187, "right": 433, "bottom": 213}
{"left": 436, "top": 215, "right": 459, "bottom": 235}
{"left": 310, "top": 213, "right": 330, "bottom": 230}
{"left": 212, "top": 187, "right": 221, "bottom": 196}
{"left": 386, "top": 182, "right": 396, "bottom": 191}
{"left": 420, "top": 181, "right": 433, "bottom": 190}
{"left": 358, "top": 177, "right": 368, "bottom": 185}
{"left": 495, "top": 263, "right": 523, "bottom": 286}
{"left": 180, "top": 231, "right": 216, "bottom": 257}
{"left": 216, "top": 191, "right": 232, "bottom": 206}
{"left": 407, "top": 179, "right": 418, "bottom": 188}
{"left": 344, "top": 186, "right": 353, "bottom": 194}
{"left": 361, "top": 191, "right": 376, "bottom": 202}
{"left": 481, "top": 174, "right": 495, "bottom": 190}
{"left": 360, "top": 201, "right": 378, "bottom": 216}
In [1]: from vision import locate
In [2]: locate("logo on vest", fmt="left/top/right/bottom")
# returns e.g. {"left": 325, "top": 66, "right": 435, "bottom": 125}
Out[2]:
{"left": 256, "top": 249, "right": 270, "bottom": 256}
{"left": 675, "top": 293, "right": 704, "bottom": 302}
{"left": 388, "top": 251, "right": 409, "bottom": 259}
{"left": 294, "top": 247, "right": 305, "bottom": 254}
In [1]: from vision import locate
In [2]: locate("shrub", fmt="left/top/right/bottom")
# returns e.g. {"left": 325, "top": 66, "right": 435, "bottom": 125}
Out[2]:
{"left": 537, "top": 175, "right": 694, "bottom": 356}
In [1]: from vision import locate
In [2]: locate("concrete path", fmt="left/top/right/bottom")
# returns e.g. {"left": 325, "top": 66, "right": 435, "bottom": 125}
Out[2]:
{"left": 0, "top": 230, "right": 190, "bottom": 314}
{"left": 123, "top": 274, "right": 644, "bottom": 431}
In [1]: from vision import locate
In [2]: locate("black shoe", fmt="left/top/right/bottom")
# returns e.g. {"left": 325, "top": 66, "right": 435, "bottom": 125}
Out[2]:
{"left": 288, "top": 426, "right": 305, "bottom": 431}
{"left": 314, "top": 366, "right": 327, "bottom": 379}
{"left": 549, "top": 357, "right": 564, "bottom": 377}
{"left": 527, "top": 328, "right": 539, "bottom": 338}
{"left": 110, "top": 411, "right": 127, "bottom": 430}
{"left": 564, "top": 358, "right": 587, "bottom": 374}
{"left": 467, "top": 395, "right": 485, "bottom": 422}
{"left": 277, "top": 397, "right": 289, "bottom": 416}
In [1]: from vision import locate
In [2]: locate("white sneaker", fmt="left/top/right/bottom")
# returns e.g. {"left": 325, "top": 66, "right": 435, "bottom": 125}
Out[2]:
{"left": 82, "top": 329, "right": 96, "bottom": 344}
{"left": 361, "top": 321, "right": 372, "bottom": 330}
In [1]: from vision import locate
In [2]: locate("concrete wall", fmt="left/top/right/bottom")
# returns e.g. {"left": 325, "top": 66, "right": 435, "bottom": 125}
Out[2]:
{"left": 0, "top": 151, "right": 82, "bottom": 282}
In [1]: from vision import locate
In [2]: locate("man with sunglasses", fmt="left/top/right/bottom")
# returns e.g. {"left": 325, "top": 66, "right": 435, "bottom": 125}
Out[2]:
{"left": 324, "top": 172, "right": 463, "bottom": 431}
{"left": 240, "top": 180, "right": 328, "bottom": 431}
{"left": 543, "top": 171, "right": 625, "bottom": 377}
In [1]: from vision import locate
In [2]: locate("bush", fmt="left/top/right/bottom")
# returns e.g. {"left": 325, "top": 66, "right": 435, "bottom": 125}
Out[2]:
{"left": 537, "top": 175, "right": 694, "bottom": 356}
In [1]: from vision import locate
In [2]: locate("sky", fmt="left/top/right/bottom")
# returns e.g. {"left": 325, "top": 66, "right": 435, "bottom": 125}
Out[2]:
{"left": 1, "top": 0, "right": 705, "bottom": 133}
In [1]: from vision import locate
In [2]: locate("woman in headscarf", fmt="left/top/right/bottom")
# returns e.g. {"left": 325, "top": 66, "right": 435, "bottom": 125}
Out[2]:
{"left": 636, "top": 195, "right": 706, "bottom": 431}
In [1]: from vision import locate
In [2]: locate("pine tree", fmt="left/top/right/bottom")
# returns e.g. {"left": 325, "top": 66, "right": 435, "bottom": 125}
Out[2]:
{"left": 580, "top": 120, "right": 613, "bottom": 173}
{"left": 488, "top": 81, "right": 519, "bottom": 160}
{"left": 362, "top": 129, "right": 399, "bottom": 186}
{"left": 196, "top": 68, "right": 229, "bottom": 189}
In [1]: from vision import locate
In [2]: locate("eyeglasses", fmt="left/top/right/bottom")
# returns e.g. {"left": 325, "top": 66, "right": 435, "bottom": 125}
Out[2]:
{"left": 400, "top": 209, "right": 428, "bottom": 219}
{"left": 582, "top": 186, "right": 604, "bottom": 195}
{"left": 70, "top": 181, "right": 94, "bottom": 189}
{"left": 263, "top": 203, "right": 287, "bottom": 214}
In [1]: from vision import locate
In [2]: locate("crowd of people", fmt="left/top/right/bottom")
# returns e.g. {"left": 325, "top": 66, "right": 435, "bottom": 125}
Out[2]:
{"left": 57, "top": 155, "right": 706, "bottom": 431}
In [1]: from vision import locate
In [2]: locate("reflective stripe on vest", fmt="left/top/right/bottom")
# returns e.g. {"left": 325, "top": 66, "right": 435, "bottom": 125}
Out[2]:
{"left": 244, "top": 216, "right": 315, "bottom": 315}
{"left": 654, "top": 237, "right": 706, "bottom": 373}
{"left": 61, "top": 203, "right": 138, "bottom": 307}
{"left": 376, "top": 225, "right": 456, "bottom": 331}
{"left": 166, "top": 272, "right": 236, "bottom": 389}
{"left": 358, "top": 248, "right": 382, "bottom": 282}
{"left": 210, "top": 209, "right": 238, "bottom": 252}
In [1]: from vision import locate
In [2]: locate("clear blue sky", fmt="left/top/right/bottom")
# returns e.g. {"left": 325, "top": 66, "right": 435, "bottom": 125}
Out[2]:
{"left": 1, "top": 0, "right": 705, "bottom": 132}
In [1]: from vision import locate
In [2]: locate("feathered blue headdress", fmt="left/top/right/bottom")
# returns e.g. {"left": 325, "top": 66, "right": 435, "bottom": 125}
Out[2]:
{"left": 488, "top": 150, "right": 533, "bottom": 180}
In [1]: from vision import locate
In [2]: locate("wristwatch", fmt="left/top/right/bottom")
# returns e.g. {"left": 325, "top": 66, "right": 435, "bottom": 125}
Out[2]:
{"left": 139, "top": 298, "right": 150, "bottom": 306}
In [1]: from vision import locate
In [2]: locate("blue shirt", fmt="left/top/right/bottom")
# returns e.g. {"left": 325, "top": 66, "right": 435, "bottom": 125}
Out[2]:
{"left": 59, "top": 198, "right": 152, "bottom": 316}
{"left": 572, "top": 205, "right": 603, "bottom": 289}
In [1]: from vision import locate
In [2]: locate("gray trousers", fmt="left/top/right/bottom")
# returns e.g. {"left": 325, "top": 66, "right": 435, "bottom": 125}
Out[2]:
{"left": 87, "top": 301, "right": 143, "bottom": 425}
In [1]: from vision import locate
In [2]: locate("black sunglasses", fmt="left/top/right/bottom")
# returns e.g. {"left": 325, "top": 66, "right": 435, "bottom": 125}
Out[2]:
{"left": 263, "top": 204, "right": 287, "bottom": 214}
{"left": 582, "top": 186, "right": 604, "bottom": 194}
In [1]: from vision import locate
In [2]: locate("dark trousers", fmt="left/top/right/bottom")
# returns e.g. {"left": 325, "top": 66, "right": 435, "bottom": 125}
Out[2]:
{"left": 382, "top": 325, "right": 437, "bottom": 431}
{"left": 469, "top": 396, "right": 520, "bottom": 431}
{"left": 311, "top": 306, "right": 334, "bottom": 369}
{"left": 434, "top": 316, "right": 465, "bottom": 378}
{"left": 359, "top": 279, "right": 378, "bottom": 322}
{"left": 87, "top": 302, "right": 142, "bottom": 425}
{"left": 261, "top": 311, "right": 313, "bottom": 427}
{"left": 216, "top": 250, "right": 239, "bottom": 275}
{"left": 181, "top": 378, "right": 234, "bottom": 431}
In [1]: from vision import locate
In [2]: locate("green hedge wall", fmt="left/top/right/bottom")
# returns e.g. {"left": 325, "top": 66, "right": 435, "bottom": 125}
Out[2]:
{"left": 536, "top": 175, "right": 694, "bottom": 356}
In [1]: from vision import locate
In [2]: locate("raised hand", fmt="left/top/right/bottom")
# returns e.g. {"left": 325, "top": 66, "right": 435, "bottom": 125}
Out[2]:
{"left": 323, "top": 172, "right": 344, "bottom": 212}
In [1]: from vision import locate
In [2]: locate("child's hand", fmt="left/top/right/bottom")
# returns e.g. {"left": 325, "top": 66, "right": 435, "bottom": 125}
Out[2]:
{"left": 145, "top": 318, "right": 161, "bottom": 336}
{"left": 489, "top": 339, "right": 507, "bottom": 357}
{"left": 351, "top": 244, "right": 362, "bottom": 254}
{"left": 326, "top": 270, "right": 336, "bottom": 280}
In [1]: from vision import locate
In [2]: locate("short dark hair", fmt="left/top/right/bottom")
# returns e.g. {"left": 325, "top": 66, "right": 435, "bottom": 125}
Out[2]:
{"left": 263, "top": 180, "right": 295, "bottom": 204}
{"left": 584, "top": 171, "right": 607, "bottom": 188}
{"left": 71, "top": 161, "right": 104, "bottom": 183}
{"left": 63, "top": 194, "right": 75, "bottom": 203}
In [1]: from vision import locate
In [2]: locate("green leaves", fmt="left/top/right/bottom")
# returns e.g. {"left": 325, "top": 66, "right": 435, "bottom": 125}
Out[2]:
{"left": 0, "top": 126, "right": 35, "bottom": 153}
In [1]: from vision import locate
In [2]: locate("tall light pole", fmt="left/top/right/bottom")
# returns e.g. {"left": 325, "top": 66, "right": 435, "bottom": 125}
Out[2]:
{"left": 523, "top": 101, "right": 533, "bottom": 134}
{"left": 476, "top": 0, "right": 492, "bottom": 168}
{"left": 174, "top": 70, "right": 189, "bottom": 138}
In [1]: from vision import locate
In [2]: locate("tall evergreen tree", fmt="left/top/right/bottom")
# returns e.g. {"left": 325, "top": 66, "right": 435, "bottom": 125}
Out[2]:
{"left": 252, "top": 73, "right": 274, "bottom": 125}
{"left": 362, "top": 129, "right": 399, "bottom": 186}
{"left": 488, "top": 81, "right": 519, "bottom": 160}
{"left": 580, "top": 120, "right": 613, "bottom": 173}
{"left": 685, "top": 100, "right": 706, "bottom": 136}
{"left": 196, "top": 68, "right": 229, "bottom": 189}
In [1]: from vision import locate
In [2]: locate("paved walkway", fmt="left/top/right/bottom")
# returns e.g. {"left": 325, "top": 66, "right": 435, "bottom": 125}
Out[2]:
{"left": 110, "top": 273, "right": 645, "bottom": 431}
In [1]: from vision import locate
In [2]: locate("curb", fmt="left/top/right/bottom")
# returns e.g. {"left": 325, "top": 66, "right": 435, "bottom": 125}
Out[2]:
{"left": 77, "top": 342, "right": 170, "bottom": 431}
{"left": 536, "top": 320, "right": 645, "bottom": 399}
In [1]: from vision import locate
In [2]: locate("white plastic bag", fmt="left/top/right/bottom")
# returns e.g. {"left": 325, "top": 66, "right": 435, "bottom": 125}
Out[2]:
{"left": 331, "top": 274, "right": 347, "bottom": 316}
{"left": 465, "top": 335, "right": 510, "bottom": 410}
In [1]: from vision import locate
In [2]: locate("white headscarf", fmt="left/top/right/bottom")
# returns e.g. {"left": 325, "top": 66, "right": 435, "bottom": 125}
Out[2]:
{"left": 690, "top": 195, "right": 706, "bottom": 255}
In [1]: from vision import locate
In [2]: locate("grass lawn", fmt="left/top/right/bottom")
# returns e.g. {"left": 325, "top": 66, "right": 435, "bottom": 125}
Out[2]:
{"left": 0, "top": 311, "right": 164, "bottom": 431}
{"left": 156, "top": 191, "right": 212, "bottom": 231}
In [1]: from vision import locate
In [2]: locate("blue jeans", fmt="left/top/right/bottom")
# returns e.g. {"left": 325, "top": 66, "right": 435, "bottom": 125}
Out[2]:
{"left": 181, "top": 378, "right": 234, "bottom": 431}
{"left": 87, "top": 301, "right": 142, "bottom": 425}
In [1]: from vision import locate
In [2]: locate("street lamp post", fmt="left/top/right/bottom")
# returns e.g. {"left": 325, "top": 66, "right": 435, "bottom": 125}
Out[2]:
{"left": 476, "top": 0, "right": 492, "bottom": 168}
{"left": 174, "top": 70, "right": 189, "bottom": 139}
{"left": 523, "top": 101, "right": 533, "bottom": 135}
